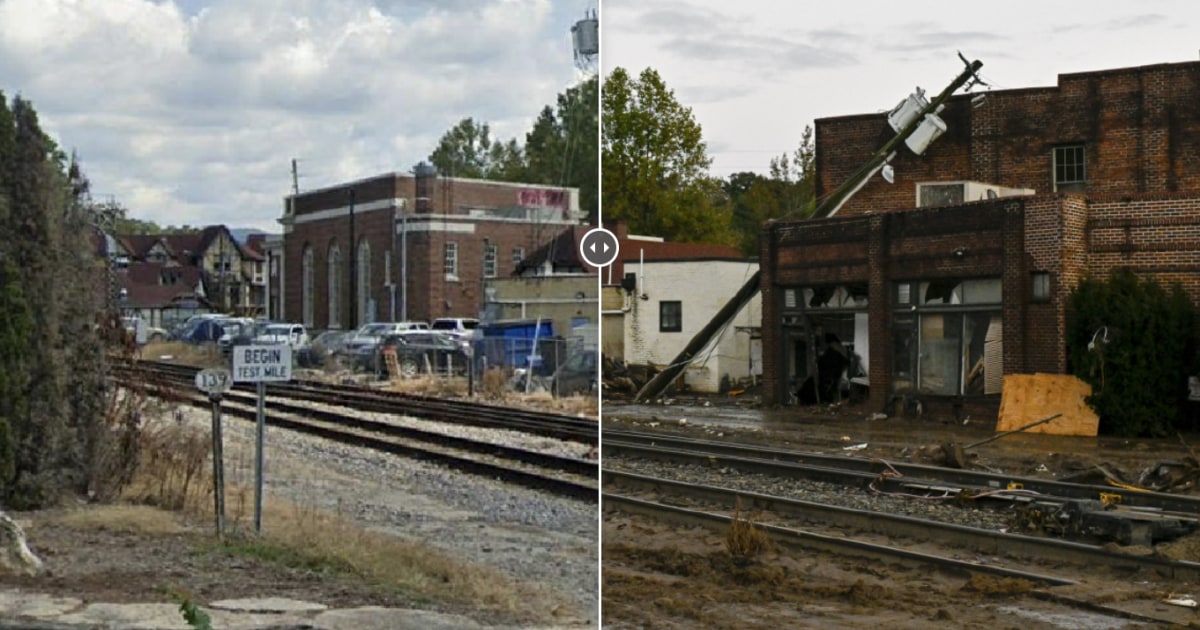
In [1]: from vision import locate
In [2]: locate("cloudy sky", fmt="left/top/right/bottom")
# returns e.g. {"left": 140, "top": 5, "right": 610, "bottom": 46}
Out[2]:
{"left": 0, "top": 0, "right": 596, "bottom": 232}
{"left": 602, "top": 0, "right": 1200, "bottom": 178}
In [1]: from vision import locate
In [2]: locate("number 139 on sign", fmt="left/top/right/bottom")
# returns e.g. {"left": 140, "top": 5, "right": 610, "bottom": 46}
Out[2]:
{"left": 195, "top": 367, "right": 233, "bottom": 396}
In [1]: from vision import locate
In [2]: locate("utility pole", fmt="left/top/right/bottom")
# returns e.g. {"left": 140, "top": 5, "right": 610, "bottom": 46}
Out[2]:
{"left": 814, "top": 58, "right": 983, "bottom": 219}
{"left": 634, "top": 57, "right": 985, "bottom": 402}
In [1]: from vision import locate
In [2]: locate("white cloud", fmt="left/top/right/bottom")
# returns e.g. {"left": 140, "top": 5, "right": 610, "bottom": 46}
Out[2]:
{"left": 0, "top": 0, "right": 587, "bottom": 231}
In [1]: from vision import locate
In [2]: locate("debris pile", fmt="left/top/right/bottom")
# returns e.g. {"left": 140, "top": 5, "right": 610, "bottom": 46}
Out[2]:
{"left": 602, "top": 356, "right": 658, "bottom": 396}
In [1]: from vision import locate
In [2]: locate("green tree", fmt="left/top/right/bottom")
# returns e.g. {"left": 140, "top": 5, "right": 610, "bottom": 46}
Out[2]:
{"left": 1068, "top": 269, "right": 1199, "bottom": 437}
{"left": 427, "top": 77, "right": 599, "bottom": 222}
{"left": 0, "top": 260, "right": 31, "bottom": 489}
{"left": 523, "top": 76, "right": 599, "bottom": 220}
{"left": 722, "top": 127, "right": 817, "bottom": 255}
{"left": 1, "top": 94, "right": 72, "bottom": 506}
{"left": 0, "top": 92, "right": 122, "bottom": 506}
{"left": 428, "top": 117, "right": 530, "bottom": 182}
{"left": 602, "top": 67, "right": 732, "bottom": 244}
{"left": 770, "top": 124, "right": 816, "bottom": 220}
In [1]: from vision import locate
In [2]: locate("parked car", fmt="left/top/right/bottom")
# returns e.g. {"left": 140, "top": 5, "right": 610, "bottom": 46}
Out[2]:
{"left": 169, "top": 313, "right": 222, "bottom": 341}
{"left": 216, "top": 317, "right": 259, "bottom": 354}
{"left": 551, "top": 349, "right": 598, "bottom": 396}
{"left": 121, "top": 316, "right": 168, "bottom": 345}
{"left": 336, "top": 322, "right": 431, "bottom": 370}
{"left": 431, "top": 317, "right": 479, "bottom": 340}
{"left": 372, "top": 331, "right": 470, "bottom": 378}
{"left": 176, "top": 316, "right": 242, "bottom": 345}
{"left": 297, "top": 329, "right": 352, "bottom": 368}
{"left": 251, "top": 323, "right": 309, "bottom": 351}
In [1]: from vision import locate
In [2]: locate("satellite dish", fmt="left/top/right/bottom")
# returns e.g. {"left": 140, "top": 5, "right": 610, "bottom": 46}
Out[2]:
{"left": 881, "top": 164, "right": 895, "bottom": 184}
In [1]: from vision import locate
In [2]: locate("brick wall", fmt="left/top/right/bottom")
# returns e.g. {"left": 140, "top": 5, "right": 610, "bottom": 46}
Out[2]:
{"left": 762, "top": 200, "right": 1018, "bottom": 407}
{"left": 282, "top": 172, "right": 581, "bottom": 329}
{"left": 762, "top": 191, "right": 1200, "bottom": 408}
{"left": 817, "top": 61, "right": 1200, "bottom": 217}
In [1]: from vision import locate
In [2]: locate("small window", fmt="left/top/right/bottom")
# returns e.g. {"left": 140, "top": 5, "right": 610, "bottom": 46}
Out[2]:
{"left": 659, "top": 301, "right": 682, "bottom": 332}
{"left": 443, "top": 242, "right": 458, "bottom": 280}
{"left": 1053, "top": 145, "right": 1086, "bottom": 192}
{"left": 512, "top": 247, "right": 525, "bottom": 266}
{"left": 1032, "top": 272, "right": 1051, "bottom": 302}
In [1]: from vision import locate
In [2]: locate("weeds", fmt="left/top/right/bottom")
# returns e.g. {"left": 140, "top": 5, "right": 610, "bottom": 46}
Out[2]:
{"left": 168, "top": 589, "right": 212, "bottom": 630}
{"left": 115, "top": 412, "right": 552, "bottom": 620}
{"left": 725, "top": 498, "right": 771, "bottom": 558}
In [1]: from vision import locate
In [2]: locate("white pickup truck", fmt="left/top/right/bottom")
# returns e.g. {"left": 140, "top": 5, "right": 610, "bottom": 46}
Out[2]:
{"left": 251, "top": 323, "right": 309, "bottom": 351}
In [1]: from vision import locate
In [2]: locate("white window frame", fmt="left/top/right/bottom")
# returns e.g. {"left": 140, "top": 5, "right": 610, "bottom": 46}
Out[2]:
{"left": 357, "top": 239, "right": 371, "bottom": 327}
{"left": 302, "top": 245, "right": 314, "bottom": 327}
{"left": 1053, "top": 145, "right": 1086, "bottom": 192}
{"left": 328, "top": 243, "right": 341, "bottom": 329}
{"left": 484, "top": 243, "right": 498, "bottom": 278}
{"left": 444, "top": 241, "right": 458, "bottom": 281}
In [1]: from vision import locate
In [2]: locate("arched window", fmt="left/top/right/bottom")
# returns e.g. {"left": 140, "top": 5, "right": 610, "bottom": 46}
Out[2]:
{"left": 301, "top": 245, "right": 314, "bottom": 327}
{"left": 357, "top": 239, "right": 371, "bottom": 327}
{"left": 328, "top": 242, "right": 341, "bottom": 328}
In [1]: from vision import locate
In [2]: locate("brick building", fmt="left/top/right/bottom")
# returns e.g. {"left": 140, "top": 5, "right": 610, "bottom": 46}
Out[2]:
{"left": 760, "top": 60, "right": 1200, "bottom": 414}
{"left": 278, "top": 168, "right": 583, "bottom": 331}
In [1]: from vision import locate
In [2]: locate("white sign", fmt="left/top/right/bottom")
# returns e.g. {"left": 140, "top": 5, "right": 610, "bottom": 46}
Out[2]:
{"left": 233, "top": 345, "right": 292, "bottom": 382}
{"left": 195, "top": 367, "right": 233, "bottom": 395}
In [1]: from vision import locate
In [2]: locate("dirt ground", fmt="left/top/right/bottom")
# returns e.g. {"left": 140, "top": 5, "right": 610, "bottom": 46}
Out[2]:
{"left": 3, "top": 506, "right": 414, "bottom": 610}
{"left": 602, "top": 395, "right": 1200, "bottom": 629}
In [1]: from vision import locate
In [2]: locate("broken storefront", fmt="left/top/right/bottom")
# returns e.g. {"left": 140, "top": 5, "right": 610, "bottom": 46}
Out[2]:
{"left": 762, "top": 201, "right": 1028, "bottom": 413}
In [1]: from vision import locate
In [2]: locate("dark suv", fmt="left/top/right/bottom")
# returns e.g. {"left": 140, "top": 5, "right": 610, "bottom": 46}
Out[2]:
{"left": 373, "top": 332, "right": 470, "bottom": 378}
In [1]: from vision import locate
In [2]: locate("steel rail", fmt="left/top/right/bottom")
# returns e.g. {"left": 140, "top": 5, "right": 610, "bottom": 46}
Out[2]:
{"left": 604, "top": 468, "right": 1200, "bottom": 581}
{"left": 119, "top": 359, "right": 597, "bottom": 444}
{"left": 603, "top": 490, "right": 1184, "bottom": 626}
{"left": 604, "top": 428, "right": 1200, "bottom": 515}
{"left": 113, "top": 366, "right": 598, "bottom": 502}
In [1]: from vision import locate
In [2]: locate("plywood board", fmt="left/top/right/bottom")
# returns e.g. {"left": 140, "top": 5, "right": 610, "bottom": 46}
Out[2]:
{"left": 996, "top": 373, "right": 1100, "bottom": 437}
{"left": 983, "top": 319, "right": 1003, "bottom": 395}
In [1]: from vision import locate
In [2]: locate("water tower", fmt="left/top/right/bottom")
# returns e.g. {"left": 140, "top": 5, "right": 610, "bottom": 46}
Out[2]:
{"left": 571, "top": 8, "right": 598, "bottom": 77}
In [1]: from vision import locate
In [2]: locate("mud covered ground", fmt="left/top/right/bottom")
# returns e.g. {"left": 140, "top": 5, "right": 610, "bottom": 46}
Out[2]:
{"left": 602, "top": 396, "right": 1200, "bottom": 629}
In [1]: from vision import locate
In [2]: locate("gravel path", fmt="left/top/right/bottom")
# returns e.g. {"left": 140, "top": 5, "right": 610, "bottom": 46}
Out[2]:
{"left": 177, "top": 401, "right": 599, "bottom": 625}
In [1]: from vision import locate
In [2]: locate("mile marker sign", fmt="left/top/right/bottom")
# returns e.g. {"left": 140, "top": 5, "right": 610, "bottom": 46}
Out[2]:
{"left": 232, "top": 345, "right": 292, "bottom": 382}
{"left": 195, "top": 367, "right": 233, "bottom": 396}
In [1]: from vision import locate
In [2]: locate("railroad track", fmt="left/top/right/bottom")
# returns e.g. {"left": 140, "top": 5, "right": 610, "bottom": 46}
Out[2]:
{"left": 603, "top": 475, "right": 1199, "bottom": 626}
{"left": 113, "top": 360, "right": 598, "bottom": 502}
{"left": 135, "top": 359, "right": 597, "bottom": 444}
{"left": 605, "top": 428, "right": 1200, "bottom": 542}
{"left": 602, "top": 435, "right": 1200, "bottom": 625}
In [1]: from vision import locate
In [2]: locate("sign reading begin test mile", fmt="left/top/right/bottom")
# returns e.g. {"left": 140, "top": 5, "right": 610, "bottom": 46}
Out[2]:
{"left": 232, "top": 345, "right": 292, "bottom": 382}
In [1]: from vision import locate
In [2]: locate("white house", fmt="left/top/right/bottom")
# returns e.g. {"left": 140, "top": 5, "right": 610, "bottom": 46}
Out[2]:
{"left": 603, "top": 226, "right": 761, "bottom": 393}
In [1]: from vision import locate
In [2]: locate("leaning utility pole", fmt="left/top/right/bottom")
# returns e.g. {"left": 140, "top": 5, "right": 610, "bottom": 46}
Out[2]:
{"left": 634, "top": 57, "right": 985, "bottom": 402}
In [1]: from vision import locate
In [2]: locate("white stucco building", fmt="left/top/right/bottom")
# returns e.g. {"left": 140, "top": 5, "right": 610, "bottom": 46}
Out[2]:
{"left": 602, "top": 226, "right": 761, "bottom": 393}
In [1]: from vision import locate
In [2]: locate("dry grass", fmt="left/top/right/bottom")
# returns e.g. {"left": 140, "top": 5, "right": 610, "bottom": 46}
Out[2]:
{"left": 725, "top": 499, "right": 771, "bottom": 558}
{"left": 478, "top": 367, "right": 511, "bottom": 400}
{"left": 125, "top": 421, "right": 212, "bottom": 511}
{"left": 55, "top": 505, "right": 185, "bottom": 536}
{"left": 384, "top": 375, "right": 468, "bottom": 397}
{"left": 141, "top": 341, "right": 225, "bottom": 368}
{"left": 112, "top": 414, "right": 559, "bottom": 621}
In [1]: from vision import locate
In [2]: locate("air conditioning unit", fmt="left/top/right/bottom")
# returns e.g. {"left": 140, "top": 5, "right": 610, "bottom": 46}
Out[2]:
{"left": 915, "top": 181, "right": 1036, "bottom": 208}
